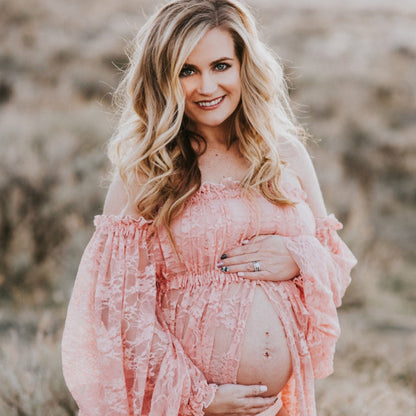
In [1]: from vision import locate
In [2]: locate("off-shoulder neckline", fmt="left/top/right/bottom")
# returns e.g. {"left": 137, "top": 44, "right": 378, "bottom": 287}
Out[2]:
{"left": 95, "top": 179, "right": 242, "bottom": 226}
{"left": 95, "top": 168, "right": 306, "bottom": 225}
{"left": 94, "top": 214, "right": 151, "bottom": 226}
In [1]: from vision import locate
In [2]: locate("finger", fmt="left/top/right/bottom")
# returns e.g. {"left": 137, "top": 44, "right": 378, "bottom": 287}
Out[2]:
{"left": 218, "top": 253, "right": 262, "bottom": 268}
{"left": 219, "top": 259, "right": 272, "bottom": 275}
{"left": 221, "top": 245, "right": 260, "bottom": 260}
{"left": 222, "top": 235, "right": 279, "bottom": 259}
{"left": 221, "top": 237, "right": 271, "bottom": 258}
{"left": 239, "top": 398, "right": 277, "bottom": 415}
{"left": 236, "top": 271, "right": 272, "bottom": 280}
{"left": 243, "top": 405, "right": 275, "bottom": 415}
{"left": 219, "top": 262, "right": 270, "bottom": 275}
{"left": 240, "top": 384, "right": 269, "bottom": 397}
{"left": 246, "top": 396, "right": 277, "bottom": 407}
{"left": 242, "top": 235, "right": 271, "bottom": 245}
{"left": 218, "top": 258, "right": 262, "bottom": 272}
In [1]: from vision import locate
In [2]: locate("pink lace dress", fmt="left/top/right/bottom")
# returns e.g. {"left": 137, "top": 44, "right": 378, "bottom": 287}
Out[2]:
{"left": 61, "top": 168, "right": 357, "bottom": 416}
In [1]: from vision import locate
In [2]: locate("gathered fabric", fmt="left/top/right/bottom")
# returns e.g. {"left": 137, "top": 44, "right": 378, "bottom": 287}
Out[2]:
{"left": 62, "top": 167, "right": 357, "bottom": 416}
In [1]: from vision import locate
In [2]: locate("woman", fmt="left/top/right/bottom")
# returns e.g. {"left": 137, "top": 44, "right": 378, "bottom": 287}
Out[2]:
{"left": 61, "top": 1, "right": 357, "bottom": 415}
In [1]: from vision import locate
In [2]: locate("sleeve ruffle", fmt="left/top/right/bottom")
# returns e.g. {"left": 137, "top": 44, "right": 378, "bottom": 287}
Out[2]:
{"left": 284, "top": 214, "right": 357, "bottom": 379}
{"left": 61, "top": 215, "right": 216, "bottom": 416}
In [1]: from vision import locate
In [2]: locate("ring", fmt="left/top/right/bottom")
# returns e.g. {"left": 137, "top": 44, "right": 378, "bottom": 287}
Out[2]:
{"left": 253, "top": 261, "right": 261, "bottom": 272}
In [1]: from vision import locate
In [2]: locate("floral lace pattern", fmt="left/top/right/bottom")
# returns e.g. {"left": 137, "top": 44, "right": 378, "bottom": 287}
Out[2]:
{"left": 62, "top": 167, "right": 357, "bottom": 416}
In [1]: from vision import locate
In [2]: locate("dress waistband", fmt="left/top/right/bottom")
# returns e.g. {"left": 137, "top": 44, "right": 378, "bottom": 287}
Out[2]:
{"left": 160, "top": 269, "right": 243, "bottom": 291}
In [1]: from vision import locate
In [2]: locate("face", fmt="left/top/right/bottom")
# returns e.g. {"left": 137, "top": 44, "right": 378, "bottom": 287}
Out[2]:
{"left": 179, "top": 28, "right": 242, "bottom": 138}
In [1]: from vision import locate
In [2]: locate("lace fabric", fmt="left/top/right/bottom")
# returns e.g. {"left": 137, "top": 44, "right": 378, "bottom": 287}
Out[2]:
{"left": 62, "top": 168, "right": 357, "bottom": 416}
{"left": 61, "top": 216, "right": 216, "bottom": 416}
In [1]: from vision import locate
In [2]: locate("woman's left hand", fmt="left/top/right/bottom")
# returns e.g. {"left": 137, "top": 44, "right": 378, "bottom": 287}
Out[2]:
{"left": 217, "top": 235, "right": 299, "bottom": 282}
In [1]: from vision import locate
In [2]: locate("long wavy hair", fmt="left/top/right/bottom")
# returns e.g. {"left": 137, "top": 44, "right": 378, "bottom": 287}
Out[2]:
{"left": 109, "top": 0, "right": 307, "bottom": 232}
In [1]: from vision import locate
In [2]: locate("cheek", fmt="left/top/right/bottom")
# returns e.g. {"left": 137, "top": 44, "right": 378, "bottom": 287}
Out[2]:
{"left": 225, "top": 71, "right": 242, "bottom": 95}
{"left": 180, "top": 85, "right": 194, "bottom": 116}
{"left": 180, "top": 79, "right": 195, "bottom": 101}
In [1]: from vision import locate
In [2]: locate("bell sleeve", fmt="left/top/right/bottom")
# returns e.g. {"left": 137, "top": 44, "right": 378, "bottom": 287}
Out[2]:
{"left": 61, "top": 215, "right": 217, "bottom": 416}
{"left": 284, "top": 214, "right": 357, "bottom": 378}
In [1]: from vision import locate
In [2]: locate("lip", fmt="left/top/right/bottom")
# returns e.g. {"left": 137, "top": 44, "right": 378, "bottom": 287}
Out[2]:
{"left": 195, "top": 95, "right": 225, "bottom": 110}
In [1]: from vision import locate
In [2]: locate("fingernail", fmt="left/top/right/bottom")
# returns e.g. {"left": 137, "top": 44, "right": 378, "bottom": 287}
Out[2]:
{"left": 217, "top": 261, "right": 224, "bottom": 267}
{"left": 237, "top": 272, "right": 244, "bottom": 277}
{"left": 260, "top": 385, "right": 268, "bottom": 393}
{"left": 220, "top": 254, "right": 228, "bottom": 260}
{"left": 221, "top": 266, "right": 230, "bottom": 272}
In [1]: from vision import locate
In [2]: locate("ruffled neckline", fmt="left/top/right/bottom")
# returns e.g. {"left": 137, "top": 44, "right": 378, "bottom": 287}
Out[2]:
{"left": 193, "top": 177, "right": 244, "bottom": 200}
{"left": 93, "top": 179, "right": 242, "bottom": 228}
{"left": 198, "top": 176, "right": 241, "bottom": 191}
{"left": 94, "top": 214, "right": 151, "bottom": 229}
{"left": 195, "top": 170, "right": 307, "bottom": 202}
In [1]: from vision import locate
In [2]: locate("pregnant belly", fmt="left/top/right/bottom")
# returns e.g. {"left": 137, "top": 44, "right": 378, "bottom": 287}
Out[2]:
{"left": 161, "top": 280, "right": 292, "bottom": 395}
{"left": 235, "top": 285, "right": 292, "bottom": 396}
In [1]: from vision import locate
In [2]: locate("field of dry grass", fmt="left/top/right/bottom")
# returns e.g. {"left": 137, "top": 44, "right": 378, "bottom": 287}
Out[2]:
{"left": 0, "top": 0, "right": 415, "bottom": 414}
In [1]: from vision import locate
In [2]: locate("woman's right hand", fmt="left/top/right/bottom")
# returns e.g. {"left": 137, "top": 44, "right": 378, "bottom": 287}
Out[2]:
{"left": 204, "top": 384, "right": 276, "bottom": 415}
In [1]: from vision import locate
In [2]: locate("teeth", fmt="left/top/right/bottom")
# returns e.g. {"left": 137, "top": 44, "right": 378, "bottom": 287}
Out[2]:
{"left": 197, "top": 96, "right": 223, "bottom": 107}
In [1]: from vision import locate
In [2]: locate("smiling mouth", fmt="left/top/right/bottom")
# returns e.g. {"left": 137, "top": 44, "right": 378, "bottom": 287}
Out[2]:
{"left": 196, "top": 96, "right": 225, "bottom": 109}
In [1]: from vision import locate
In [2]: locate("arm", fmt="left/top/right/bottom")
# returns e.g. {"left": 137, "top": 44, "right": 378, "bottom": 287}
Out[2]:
{"left": 284, "top": 139, "right": 357, "bottom": 302}
{"left": 283, "top": 140, "right": 357, "bottom": 378}
{"left": 61, "top": 177, "right": 216, "bottom": 416}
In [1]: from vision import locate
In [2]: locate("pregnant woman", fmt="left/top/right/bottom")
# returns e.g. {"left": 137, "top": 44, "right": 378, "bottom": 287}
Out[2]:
{"left": 61, "top": 1, "right": 357, "bottom": 415}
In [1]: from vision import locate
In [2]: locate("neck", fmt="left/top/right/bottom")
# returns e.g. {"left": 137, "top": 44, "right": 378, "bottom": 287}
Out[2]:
{"left": 188, "top": 120, "right": 233, "bottom": 149}
{"left": 205, "top": 133, "right": 231, "bottom": 150}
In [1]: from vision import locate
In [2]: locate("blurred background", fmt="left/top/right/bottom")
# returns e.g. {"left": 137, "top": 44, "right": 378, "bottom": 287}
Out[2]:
{"left": 0, "top": 0, "right": 415, "bottom": 414}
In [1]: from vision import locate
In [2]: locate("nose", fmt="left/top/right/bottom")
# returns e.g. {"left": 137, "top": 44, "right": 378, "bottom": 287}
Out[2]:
{"left": 198, "top": 72, "right": 217, "bottom": 96}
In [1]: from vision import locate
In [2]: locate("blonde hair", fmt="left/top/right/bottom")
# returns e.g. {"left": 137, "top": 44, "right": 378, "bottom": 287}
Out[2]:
{"left": 109, "top": 0, "right": 306, "bottom": 231}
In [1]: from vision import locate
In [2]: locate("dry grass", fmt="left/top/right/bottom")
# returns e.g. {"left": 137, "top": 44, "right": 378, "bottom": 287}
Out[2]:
{"left": 316, "top": 309, "right": 416, "bottom": 415}
{"left": 0, "top": 0, "right": 415, "bottom": 414}
{"left": 0, "top": 309, "right": 77, "bottom": 416}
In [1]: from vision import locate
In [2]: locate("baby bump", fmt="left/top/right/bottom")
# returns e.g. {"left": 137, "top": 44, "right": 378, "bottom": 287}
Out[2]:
{"left": 159, "top": 279, "right": 292, "bottom": 395}
{"left": 236, "top": 286, "right": 292, "bottom": 396}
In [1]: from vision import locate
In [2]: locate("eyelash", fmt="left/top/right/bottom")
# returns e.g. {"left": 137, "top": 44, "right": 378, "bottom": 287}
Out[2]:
{"left": 215, "top": 62, "right": 231, "bottom": 71}
{"left": 179, "top": 68, "right": 195, "bottom": 78}
{"left": 179, "top": 62, "right": 231, "bottom": 77}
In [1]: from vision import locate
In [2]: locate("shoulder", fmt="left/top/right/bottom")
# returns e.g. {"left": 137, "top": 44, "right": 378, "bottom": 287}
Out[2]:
{"left": 103, "top": 174, "right": 142, "bottom": 218}
{"left": 278, "top": 136, "right": 327, "bottom": 217}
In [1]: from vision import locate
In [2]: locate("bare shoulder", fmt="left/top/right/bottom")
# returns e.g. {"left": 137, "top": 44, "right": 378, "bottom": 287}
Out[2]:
{"left": 103, "top": 174, "right": 142, "bottom": 218}
{"left": 278, "top": 136, "right": 327, "bottom": 218}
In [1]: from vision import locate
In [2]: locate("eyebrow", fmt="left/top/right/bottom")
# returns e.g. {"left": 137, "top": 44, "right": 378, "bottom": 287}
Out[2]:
{"left": 183, "top": 57, "right": 235, "bottom": 68}
{"left": 211, "top": 57, "right": 234, "bottom": 64}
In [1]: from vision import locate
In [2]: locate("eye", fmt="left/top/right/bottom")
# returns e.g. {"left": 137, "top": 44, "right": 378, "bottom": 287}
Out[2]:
{"left": 215, "top": 62, "right": 231, "bottom": 71}
{"left": 179, "top": 67, "right": 195, "bottom": 78}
